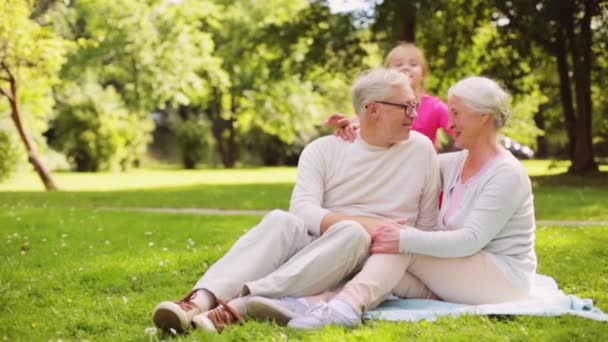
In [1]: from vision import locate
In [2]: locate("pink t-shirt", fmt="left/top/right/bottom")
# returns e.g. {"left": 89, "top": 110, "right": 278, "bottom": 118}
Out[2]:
{"left": 412, "top": 94, "right": 453, "bottom": 146}
{"left": 442, "top": 153, "right": 505, "bottom": 230}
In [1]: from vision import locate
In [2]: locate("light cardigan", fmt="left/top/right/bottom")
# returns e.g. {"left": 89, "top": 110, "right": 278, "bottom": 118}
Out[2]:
{"left": 399, "top": 149, "right": 537, "bottom": 292}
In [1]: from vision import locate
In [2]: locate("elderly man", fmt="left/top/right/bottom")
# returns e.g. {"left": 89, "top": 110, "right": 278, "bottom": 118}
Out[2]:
{"left": 152, "top": 68, "right": 440, "bottom": 333}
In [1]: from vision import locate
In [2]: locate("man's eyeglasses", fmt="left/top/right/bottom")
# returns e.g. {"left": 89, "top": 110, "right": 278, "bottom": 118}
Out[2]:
{"left": 374, "top": 100, "right": 418, "bottom": 117}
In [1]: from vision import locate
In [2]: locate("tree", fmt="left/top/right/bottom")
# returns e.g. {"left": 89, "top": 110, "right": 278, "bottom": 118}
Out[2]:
{"left": 47, "top": 0, "right": 226, "bottom": 170}
{"left": 371, "top": 1, "right": 417, "bottom": 43}
{"left": 370, "top": 0, "right": 545, "bottom": 149}
{"left": 45, "top": 0, "right": 372, "bottom": 169}
{"left": 494, "top": 0, "right": 605, "bottom": 173}
{"left": 199, "top": 0, "right": 369, "bottom": 167}
{"left": 369, "top": 0, "right": 605, "bottom": 171}
{"left": 0, "top": 0, "right": 67, "bottom": 190}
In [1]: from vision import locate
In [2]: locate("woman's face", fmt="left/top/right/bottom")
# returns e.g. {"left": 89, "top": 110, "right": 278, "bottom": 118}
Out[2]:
{"left": 386, "top": 47, "right": 425, "bottom": 91}
{"left": 448, "top": 96, "right": 491, "bottom": 149}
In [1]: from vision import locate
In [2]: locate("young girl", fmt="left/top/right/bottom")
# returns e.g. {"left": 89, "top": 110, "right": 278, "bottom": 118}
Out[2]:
{"left": 328, "top": 42, "right": 454, "bottom": 150}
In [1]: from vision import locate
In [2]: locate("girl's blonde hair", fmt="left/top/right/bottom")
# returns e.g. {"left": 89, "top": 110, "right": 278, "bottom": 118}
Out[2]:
{"left": 384, "top": 42, "right": 430, "bottom": 88}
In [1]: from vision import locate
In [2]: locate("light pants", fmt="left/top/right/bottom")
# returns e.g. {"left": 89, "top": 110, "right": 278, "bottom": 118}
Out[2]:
{"left": 337, "top": 252, "right": 527, "bottom": 313}
{"left": 194, "top": 210, "right": 371, "bottom": 302}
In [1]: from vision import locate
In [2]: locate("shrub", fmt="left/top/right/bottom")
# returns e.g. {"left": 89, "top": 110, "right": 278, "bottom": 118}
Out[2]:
{"left": 170, "top": 115, "right": 215, "bottom": 169}
{"left": 53, "top": 81, "right": 152, "bottom": 171}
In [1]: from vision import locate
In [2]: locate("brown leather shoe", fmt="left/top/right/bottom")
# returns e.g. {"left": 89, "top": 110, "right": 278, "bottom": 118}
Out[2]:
{"left": 192, "top": 299, "right": 244, "bottom": 333}
{"left": 152, "top": 290, "right": 203, "bottom": 333}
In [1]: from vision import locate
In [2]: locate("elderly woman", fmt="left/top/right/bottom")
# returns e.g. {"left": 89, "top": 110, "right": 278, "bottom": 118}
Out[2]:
{"left": 247, "top": 76, "right": 538, "bottom": 328}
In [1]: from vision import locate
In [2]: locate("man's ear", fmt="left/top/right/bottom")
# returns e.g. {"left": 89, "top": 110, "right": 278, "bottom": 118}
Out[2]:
{"left": 366, "top": 102, "right": 378, "bottom": 119}
{"left": 481, "top": 113, "right": 492, "bottom": 125}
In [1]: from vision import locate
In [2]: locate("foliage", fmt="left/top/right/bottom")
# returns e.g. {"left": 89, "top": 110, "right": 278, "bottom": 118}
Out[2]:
{"left": 370, "top": 0, "right": 607, "bottom": 167}
{"left": 51, "top": 0, "right": 226, "bottom": 113}
{"left": 183, "top": 0, "right": 370, "bottom": 167}
{"left": 46, "top": 0, "right": 228, "bottom": 170}
{"left": 4, "top": 0, "right": 604, "bottom": 173}
{"left": 0, "top": 129, "right": 19, "bottom": 181}
{"left": 170, "top": 114, "right": 216, "bottom": 169}
{"left": 491, "top": 0, "right": 606, "bottom": 172}
{"left": 52, "top": 79, "right": 152, "bottom": 171}
{"left": 0, "top": 0, "right": 69, "bottom": 187}
{"left": 0, "top": 0, "right": 68, "bottom": 136}
{"left": 46, "top": 0, "right": 370, "bottom": 169}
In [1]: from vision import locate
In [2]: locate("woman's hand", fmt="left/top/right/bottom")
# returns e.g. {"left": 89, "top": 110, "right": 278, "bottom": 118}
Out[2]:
{"left": 325, "top": 113, "right": 359, "bottom": 142}
{"left": 370, "top": 224, "right": 402, "bottom": 254}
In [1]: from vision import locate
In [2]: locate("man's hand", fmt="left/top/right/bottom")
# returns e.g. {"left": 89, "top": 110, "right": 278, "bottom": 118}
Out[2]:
{"left": 370, "top": 224, "right": 402, "bottom": 254}
{"left": 357, "top": 217, "right": 407, "bottom": 237}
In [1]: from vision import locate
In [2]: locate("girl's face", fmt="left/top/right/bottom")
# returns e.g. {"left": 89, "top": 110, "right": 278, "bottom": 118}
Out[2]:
{"left": 386, "top": 47, "right": 426, "bottom": 91}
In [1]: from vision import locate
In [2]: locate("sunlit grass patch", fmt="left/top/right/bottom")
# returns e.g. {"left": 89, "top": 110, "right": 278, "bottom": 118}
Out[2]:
{"left": 0, "top": 207, "right": 606, "bottom": 341}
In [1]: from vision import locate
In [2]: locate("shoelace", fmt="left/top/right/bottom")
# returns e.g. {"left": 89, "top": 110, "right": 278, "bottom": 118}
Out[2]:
{"left": 307, "top": 301, "right": 333, "bottom": 320}
{"left": 205, "top": 298, "right": 244, "bottom": 332}
{"left": 176, "top": 289, "right": 200, "bottom": 311}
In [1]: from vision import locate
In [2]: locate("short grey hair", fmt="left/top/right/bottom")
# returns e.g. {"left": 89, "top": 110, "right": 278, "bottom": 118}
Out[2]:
{"left": 447, "top": 76, "right": 512, "bottom": 128}
{"left": 352, "top": 68, "right": 411, "bottom": 116}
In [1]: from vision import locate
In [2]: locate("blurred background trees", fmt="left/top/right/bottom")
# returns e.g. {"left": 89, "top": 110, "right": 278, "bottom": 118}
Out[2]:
{"left": 1, "top": 0, "right": 606, "bottom": 188}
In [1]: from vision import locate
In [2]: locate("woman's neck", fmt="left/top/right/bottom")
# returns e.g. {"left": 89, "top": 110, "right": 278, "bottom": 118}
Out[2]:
{"left": 464, "top": 136, "right": 501, "bottom": 171}
{"left": 461, "top": 134, "right": 501, "bottom": 183}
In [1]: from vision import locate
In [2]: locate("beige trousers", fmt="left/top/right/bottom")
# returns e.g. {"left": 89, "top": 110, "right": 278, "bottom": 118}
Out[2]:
{"left": 194, "top": 210, "right": 371, "bottom": 302}
{"left": 337, "top": 252, "right": 527, "bottom": 313}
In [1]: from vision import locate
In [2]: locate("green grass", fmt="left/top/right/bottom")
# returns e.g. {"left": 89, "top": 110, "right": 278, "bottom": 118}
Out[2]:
{"left": 0, "top": 183, "right": 293, "bottom": 211}
{"left": 0, "top": 208, "right": 606, "bottom": 341}
{"left": 0, "top": 160, "right": 606, "bottom": 220}
{"left": 1, "top": 160, "right": 607, "bottom": 340}
{"left": 0, "top": 167, "right": 298, "bottom": 191}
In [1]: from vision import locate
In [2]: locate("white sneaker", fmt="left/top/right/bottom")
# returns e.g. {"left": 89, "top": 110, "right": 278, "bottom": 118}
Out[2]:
{"left": 247, "top": 297, "right": 311, "bottom": 326}
{"left": 288, "top": 299, "right": 361, "bottom": 329}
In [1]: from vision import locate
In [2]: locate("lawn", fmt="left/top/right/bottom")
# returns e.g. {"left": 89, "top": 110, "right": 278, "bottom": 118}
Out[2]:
{"left": 0, "top": 160, "right": 606, "bottom": 221}
{"left": 0, "top": 160, "right": 607, "bottom": 341}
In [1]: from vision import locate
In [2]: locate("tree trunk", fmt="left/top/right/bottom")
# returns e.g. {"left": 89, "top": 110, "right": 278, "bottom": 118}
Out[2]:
{"left": 399, "top": 2, "right": 416, "bottom": 43}
{"left": 566, "top": 0, "right": 597, "bottom": 173}
{"left": 533, "top": 111, "right": 547, "bottom": 158}
{"left": 554, "top": 26, "right": 577, "bottom": 160}
{"left": 3, "top": 68, "right": 59, "bottom": 190}
{"left": 208, "top": 88, "right": 236, "bottom": 168}
{"left": 226, "top": 97, "right": 239, "bottom": 168}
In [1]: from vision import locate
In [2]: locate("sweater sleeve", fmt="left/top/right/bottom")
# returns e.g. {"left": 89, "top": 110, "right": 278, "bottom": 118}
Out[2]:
{"left": 399, "top": 164, "right": 526, "bottom": 257}
{"left": 289, "top": 141, "right": 331, "bottom": 236}
{"left": 414, "top": 141, "right": 440, "bottom": 231}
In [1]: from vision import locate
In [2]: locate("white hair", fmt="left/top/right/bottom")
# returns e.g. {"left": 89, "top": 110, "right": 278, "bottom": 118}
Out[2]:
{"left": 447, "top": 76, "right": 512, "bottom": 128}
{"left": 352, "top": 68, "right": 411, "bottom": 116}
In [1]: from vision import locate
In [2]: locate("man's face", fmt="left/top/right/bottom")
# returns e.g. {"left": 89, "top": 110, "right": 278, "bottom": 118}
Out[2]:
{"left": 372, "top": 83, "right": 418, "bottom": 144}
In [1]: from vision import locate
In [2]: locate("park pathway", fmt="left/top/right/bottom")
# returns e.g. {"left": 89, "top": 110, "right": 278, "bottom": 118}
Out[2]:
{"left": 98, "top": 207, "right": 608, "bottom": 227}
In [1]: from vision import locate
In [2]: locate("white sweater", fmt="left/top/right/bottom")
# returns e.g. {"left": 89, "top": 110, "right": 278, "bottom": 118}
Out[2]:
{"left": 399, "top": 150, "right": 538, "bottom": 292}
{"left": 289, "top": 132, "right": 440, "bottom": 237}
